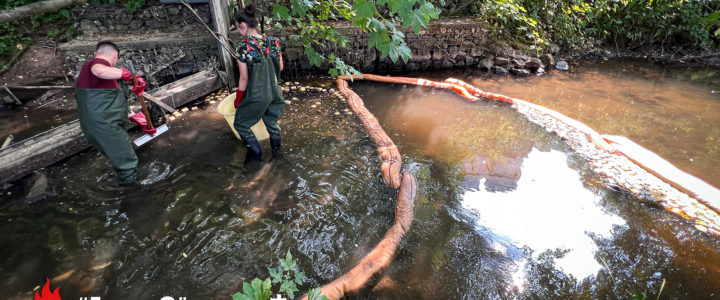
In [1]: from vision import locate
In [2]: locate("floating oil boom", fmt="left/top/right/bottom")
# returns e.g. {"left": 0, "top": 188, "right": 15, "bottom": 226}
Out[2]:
{"left": 304, "top": 74, "right": 720, "bottom": 300}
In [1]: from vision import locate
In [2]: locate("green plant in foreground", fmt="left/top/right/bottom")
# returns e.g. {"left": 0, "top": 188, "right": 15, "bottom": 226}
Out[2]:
{"left": 232, "top": 251, "right": 329, "bottom": 300}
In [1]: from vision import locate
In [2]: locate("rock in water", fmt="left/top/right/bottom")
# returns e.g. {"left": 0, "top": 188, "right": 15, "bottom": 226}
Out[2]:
{"left": 24, "top": 172, "right": 55, "bottom": 204}
{"left": 526, "top": 58, "right": 543, "bottom": 72}
{"left": 540, "top": 53, "right": 555, "bottom": 66}
{"left": 556, "top": 60, "right": 569, "bottom": 71}
{"left": 494, "top": 57, "right": 511, "bottom": 67}
{"left": 510, "top": 68, "right": 531, "bottom": 76}
{"left": 512, "top": 59, "right": 526, "bottom": 69}
{"left": 492, "top": 66, "right": 508, "bottom": 75}
{"left": 478, "top": 57, "right": 493, "bottom": 71}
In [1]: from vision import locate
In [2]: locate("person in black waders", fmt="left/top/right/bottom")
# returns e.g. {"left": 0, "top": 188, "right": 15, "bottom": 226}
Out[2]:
{"left": 233, "top": 3, "right": 285, "bottom": 162}
{"left": 75, "top": 41, "right": 153, "bottom": 186}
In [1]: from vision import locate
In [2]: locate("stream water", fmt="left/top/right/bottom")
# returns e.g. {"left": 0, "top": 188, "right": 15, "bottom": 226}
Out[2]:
{"left": 1, "top": 59, "right": 719, "bottom": 299}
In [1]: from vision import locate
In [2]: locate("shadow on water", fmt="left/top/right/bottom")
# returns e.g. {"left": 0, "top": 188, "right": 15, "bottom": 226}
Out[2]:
{"left": 1, "top": 59, "right": 719, "bottom": 299}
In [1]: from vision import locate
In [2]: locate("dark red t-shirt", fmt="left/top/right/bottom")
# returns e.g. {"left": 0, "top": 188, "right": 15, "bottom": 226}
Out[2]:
{"left": 76, "top": 58, "right": 119, "bottom": 89}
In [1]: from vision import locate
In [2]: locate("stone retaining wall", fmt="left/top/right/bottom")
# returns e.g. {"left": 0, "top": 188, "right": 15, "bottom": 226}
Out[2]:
{"left": 258, "top": 18, "right": 492, "bottom": 76}
{"left": 61, "top": 34, "right": 219, "bottom": 88}
{"left": 64, "top": 5, "right": 548, "bottom": 84}
{"left": 74, "top": 3, "right": 212, "bottom": 36}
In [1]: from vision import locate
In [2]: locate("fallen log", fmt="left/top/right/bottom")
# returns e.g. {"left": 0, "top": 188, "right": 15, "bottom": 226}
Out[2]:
{"left": 0, "top": 0, "right": 86, "bottom": 24}
{"left": 0, "top": 120, "right": 89, "bottom": 183}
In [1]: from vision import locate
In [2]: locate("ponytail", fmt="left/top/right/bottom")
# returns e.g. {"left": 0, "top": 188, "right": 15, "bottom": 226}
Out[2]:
{"left": 234, "top": 3, "right": 258, "bottom": 28}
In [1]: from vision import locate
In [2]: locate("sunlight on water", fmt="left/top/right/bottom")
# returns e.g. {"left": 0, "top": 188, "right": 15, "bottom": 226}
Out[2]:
{"left": 461, "top": 148, "right": 625, "bottom": 281}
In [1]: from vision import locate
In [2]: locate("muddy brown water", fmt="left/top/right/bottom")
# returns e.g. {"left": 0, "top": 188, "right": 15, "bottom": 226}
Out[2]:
{"left": 1, "top": 59, "right": 719, "bottom": 299}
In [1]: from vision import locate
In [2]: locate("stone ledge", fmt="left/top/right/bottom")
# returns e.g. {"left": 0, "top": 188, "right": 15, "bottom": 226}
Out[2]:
{"left": 59, "top": 31, "right": 214, "bottom": 52}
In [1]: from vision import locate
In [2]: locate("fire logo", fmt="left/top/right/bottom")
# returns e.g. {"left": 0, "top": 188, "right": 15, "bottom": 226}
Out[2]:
{"left": 35, "top": 278, "right": 61, "bottom": 300}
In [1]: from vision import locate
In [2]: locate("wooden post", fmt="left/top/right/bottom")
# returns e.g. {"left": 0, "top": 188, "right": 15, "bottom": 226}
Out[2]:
{"left": 210, "top": 0, "right": 235, "bottom": 89}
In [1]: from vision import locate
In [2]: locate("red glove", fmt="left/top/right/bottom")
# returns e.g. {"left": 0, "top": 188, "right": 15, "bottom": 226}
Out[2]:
{"left": 120, "top": 68, "right": 133, "bottom": 81}
{"left": 234, "top": 88, "right": 246, "bottom": 108}
{"left": 131, "top": 75, "right": 146, "bottom": 97}
{"left": 129, "top": 112, "right": 157, "bottom": 136}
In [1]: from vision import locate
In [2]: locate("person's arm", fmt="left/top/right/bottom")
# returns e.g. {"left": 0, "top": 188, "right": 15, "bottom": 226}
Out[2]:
{"left": 91, "top": 62, "right": 146, "bottom": 96}
{"left": 91, "top": 63, "right": 123, "bottom": 80}
{"left": 238, "top": 61, "right": 248, "bottom": 91}
{"left": 279, "top": 53, "right": 284, "bottom": 72}
{"left": 234, "top": 61, "right": 248, "bottom": 108}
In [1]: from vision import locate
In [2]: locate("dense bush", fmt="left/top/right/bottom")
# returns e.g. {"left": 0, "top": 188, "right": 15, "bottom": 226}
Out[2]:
{"left": 473, "top": 0, "right": 720, "bottom": 52}
{"left": 0, "top": 0, "right": 75, "bottom": 71}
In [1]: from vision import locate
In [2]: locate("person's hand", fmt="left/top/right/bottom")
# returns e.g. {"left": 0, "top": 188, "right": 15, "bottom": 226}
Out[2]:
{"left": 129, "top": 112, "right": 156, "bottom": 136}
{"left": 120, "top": 68, "right": 133, "bottom": 81}
{"left": 234, "top": 88, "right": 245, "bottom": 108}
{"left": 131, "top": 75, "right": 146, "bottom": 97}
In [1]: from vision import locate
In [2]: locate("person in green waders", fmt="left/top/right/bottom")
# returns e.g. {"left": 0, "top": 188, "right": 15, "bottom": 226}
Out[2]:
{"left": 75, "top": 41, "right": 154, "bottom": 186}
{"left": 233, "top": 3, "right": 285, "bottom": 162}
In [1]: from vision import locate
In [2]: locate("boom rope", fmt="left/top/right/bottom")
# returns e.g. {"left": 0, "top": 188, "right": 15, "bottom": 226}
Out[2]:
{"left": 300, "top": 77, "right": 415, "bottom": 300}
{"left": 337, "top": 74, "right": 720, "bottom": 237}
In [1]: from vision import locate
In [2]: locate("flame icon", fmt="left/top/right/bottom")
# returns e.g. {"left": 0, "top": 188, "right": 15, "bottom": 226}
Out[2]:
{"left": 35, "top": 278, "right": 61, "bottom": 300}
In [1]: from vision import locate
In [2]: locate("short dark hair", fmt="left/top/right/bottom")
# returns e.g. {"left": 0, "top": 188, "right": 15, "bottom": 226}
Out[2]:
{"left": 95, "top": 40, "right": 119, "bottom": 53}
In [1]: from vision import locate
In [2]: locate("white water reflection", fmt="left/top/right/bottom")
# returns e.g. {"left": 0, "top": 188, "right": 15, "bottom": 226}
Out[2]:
{"left": 461, "top": 148, "right": 625, "bottom": 282}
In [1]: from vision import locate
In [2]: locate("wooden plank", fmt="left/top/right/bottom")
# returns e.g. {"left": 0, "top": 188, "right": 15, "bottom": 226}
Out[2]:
{"left": 145, "top": 69, "right": 223, "bottom": 108}
{"left": 143, "top": 94, "right": 176, "bottom": 113}
{"left": 210, "top": 0, "right": 236, "bottom": 89}
{"left": 0, "top": 70, "right": 222, "bottom": 184}
{"left": 0, "top": 120, "right": 89, "bottom": 183}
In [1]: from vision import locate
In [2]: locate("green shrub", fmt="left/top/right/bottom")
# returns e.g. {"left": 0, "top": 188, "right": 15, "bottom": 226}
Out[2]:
{"left": 0, "top": 0, "right": 75, "bottom": 71}
{"left": 472, "top": 0, "right": 720, "bottom": 52}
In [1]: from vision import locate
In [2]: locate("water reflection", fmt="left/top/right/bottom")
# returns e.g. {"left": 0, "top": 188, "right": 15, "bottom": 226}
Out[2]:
{"left": 354, "top": 67, "right": 720, "bottom": 299}
{"left": 461, "top": 148, "right": 626, "bottom": 281}
{"left": 467, "top": 60, "right": 720, "bottom": 188}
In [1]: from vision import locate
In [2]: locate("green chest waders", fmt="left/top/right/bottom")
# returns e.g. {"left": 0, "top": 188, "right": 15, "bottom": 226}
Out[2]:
{"left": 232, "top": 44, "right": 285, "bottom": 142}
{"left": 75, "top": 86, "right": 138, "bottom": 185}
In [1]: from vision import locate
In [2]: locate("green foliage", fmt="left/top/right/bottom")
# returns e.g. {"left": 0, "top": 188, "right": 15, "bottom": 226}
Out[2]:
{"left": 232, "top": 278, "right": 273, "bottom": 300}
{"left": 306, "top": 288, "right": 328, "bottom": 300}
{"left": 473, "top": 0, "right": 720, "bottom": 51}
{"left": 269, "top": 250, "right": 304, "bottom": 299}
{"left": 0, "top": 0, "right": 75, "bottom": 71}
{"left": 473, "top": 0, "right": 547, "bottom": 51}
{"left": 232, "top": 251, "right": 329, "bottom": 300}
{"left": 272, "top": 0, "right": 441, "bottom": 76}
{"left": 632, "top": 291, "right": 647, "bottom": 300}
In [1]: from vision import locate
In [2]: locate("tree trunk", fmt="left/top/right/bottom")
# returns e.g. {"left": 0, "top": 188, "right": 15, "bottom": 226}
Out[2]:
{"left": 0, "top": 0, "right": 86, "bottom": 24}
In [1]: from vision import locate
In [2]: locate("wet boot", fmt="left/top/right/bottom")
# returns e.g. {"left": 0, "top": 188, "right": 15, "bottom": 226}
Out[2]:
{"left": 243, "top": 135, "right": 263, "bottom": 162}
{"left": 117, "top": 168, "right": 138, "bottom": 187}
{"left": 270, "top": 137, "right": 283, "bottom": 160}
